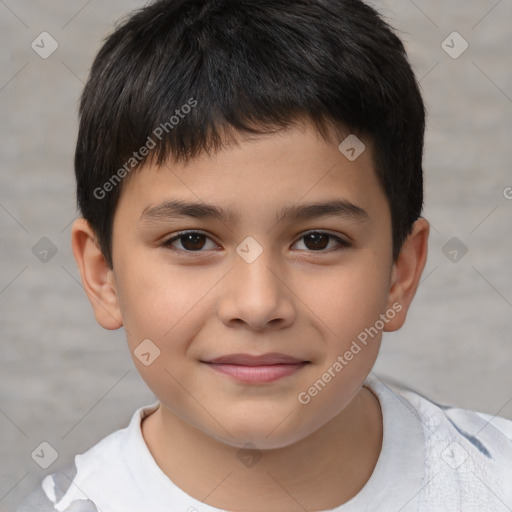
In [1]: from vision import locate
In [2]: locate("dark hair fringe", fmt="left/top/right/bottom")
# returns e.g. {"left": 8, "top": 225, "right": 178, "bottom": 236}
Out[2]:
{"left": 75, "top": 0, "right": 425, "bottom": 267}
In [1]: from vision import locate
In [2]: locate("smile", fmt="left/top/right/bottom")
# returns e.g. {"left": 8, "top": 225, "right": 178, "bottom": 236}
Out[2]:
{"left": 201, "top": 353, "right": 310, "bottom": 384}
{"left": 204, "top": 362, "right": 309, "bottom": 383}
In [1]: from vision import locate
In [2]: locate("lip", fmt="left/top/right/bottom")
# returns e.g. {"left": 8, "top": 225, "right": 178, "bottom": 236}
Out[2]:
{"left": 201, "top": 353, "right": 310, "bottom": 384}
{"left": 204, "top": 352, "right": 307, "bottom": 366}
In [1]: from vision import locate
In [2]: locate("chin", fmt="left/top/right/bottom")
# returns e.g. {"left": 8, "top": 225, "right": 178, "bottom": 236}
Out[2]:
{"left": 203, "top": 415, "right": 314, "bottom": 451}
{"left": 212, "top": 431, "right": 308, "bottom": 451}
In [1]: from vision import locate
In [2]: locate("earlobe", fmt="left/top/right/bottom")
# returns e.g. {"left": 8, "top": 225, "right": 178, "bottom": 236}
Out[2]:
{"left": 384, "top": 218, "right": 430, "bottom": 332}
{"left": 71, "top": 218, "right": 123, "bottom": 330}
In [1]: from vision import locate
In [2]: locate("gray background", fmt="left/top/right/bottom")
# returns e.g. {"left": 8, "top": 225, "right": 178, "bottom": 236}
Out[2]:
{"left": 1, "top": 1, "right": 511, "bottom": 510}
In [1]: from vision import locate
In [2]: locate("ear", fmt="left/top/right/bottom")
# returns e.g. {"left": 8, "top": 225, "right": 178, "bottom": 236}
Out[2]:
{"left": 71, "top": 218, "right": 123, "bottom": 330}
{"left": 384, "top": 217, "right": 429, "bottom": 332}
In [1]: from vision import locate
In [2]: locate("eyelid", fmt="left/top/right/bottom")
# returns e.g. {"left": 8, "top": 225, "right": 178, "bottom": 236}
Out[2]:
{"left": 292, "top": 230, "right": 352, "bottom": 252}
{"left": 296, "top": 229, "right": 352, "bottom": 244}
{"left": 162, "top": 230, "right": 220, "bottom": 254}
{"left": 162, "top": 229, "right": 351, "bottom": 255}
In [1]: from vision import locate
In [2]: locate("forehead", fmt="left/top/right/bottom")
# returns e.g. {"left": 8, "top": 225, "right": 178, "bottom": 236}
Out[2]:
{"left": 115, "top": 121, "right": 387, "bottom": 226}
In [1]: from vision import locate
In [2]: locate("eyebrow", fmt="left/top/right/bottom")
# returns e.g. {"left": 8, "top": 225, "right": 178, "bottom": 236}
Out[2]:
{"left": 140, "top": 199, "right": 369, "bottom": 225}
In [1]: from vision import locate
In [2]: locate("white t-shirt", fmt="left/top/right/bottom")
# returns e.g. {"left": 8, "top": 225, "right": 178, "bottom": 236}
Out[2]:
{"left": 17, "top": 375, "right": 512, "bottom": 512}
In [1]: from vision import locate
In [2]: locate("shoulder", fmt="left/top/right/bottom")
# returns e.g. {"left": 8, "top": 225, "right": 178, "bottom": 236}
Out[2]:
{"left": 393, "top": 379, "right": 512, "bottom": 452}
{"left": 15, "top": 403, "right": 159, "bottom": 512}
{"left": 368, "top": 375, "right": 512, "bottom": 510}
{"left": 15, "top": 468, "right": 100, "bottom": 511}
{"left": 15, "top": 459, "right": 102, "bottom": 512}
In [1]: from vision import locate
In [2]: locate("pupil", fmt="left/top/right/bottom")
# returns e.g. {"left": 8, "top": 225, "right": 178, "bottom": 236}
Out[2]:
{"left": 183, "top": 234, "right": 205, "bottom": 250}
{"left": 179, "top": 233, "right": 330, "bottom": 251}
{"left": 306, "top": 232, "right": 328, "bottom": 250}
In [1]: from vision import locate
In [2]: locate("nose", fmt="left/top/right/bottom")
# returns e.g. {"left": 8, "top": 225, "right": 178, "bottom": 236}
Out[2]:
{"left": 217, "top": 247, "right": 296, "bottom": 332}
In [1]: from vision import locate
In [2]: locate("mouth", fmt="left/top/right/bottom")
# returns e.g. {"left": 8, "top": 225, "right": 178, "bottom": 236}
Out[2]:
{"left": 200, "top": 353, "right": 311, "bottom": 384}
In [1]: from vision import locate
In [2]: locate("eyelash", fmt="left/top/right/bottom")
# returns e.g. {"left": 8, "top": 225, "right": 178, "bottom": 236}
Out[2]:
{"left": 161, "top": 230, "right": 351, "bottom": 256}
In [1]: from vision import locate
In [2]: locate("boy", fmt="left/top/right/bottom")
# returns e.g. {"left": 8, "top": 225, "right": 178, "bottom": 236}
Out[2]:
{"left": 17, "top": 0, "right": 512, "bottom": 510}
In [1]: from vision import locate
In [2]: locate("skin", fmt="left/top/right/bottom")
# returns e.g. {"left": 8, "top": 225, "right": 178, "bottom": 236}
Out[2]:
{"left": 72, "top": 120, "right": 429, "bottom": 511}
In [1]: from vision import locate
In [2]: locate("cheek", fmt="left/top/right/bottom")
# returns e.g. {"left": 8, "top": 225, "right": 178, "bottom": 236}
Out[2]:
{"left": 114, "top": 265, "right": 205, "bottom": 403}
{"left": 115, "top": 257, "right": 213, "bottom": 340}
{"left": 294, "top": 261, "right": 388, "bottom": 429}
{"left": 307, "top": 253, "right": 391, "bottom": 342}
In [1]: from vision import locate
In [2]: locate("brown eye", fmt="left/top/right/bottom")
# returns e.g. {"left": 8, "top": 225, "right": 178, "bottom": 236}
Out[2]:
{"left": 163, "top": 231, "right": 218, "bottom": 252}
{"left": 179, "top": 233, "right": 206, "bottom": 251}
{"left": 303, "top": 232, "right": 330, "bottom": 250}
{"left": 293, "top": 231, "right": 351, "bottom": 252}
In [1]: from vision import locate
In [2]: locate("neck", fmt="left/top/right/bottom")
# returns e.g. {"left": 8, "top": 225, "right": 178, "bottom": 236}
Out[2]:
{"left": 142, "top": 386, "right": 382, "bottom": 511}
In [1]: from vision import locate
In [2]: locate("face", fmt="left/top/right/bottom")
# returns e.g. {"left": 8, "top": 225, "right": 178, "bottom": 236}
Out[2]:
{"left": 108, "top": 122, "right": 397, "bottom": 449}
